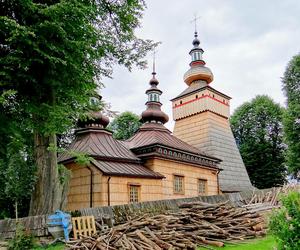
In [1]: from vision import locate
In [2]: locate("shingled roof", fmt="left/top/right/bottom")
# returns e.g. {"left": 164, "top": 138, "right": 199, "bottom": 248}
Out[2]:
{"left": 58, "top": 128, "right": 139, "bottom": 163}
{"left": 91, "top": 160, "right": 164, "bottom": 179}
{"left": 171, "top": 84, "right": 231, "bottom": 101}
{"left": 58, "top": 127, "right": 164, "bottom": 179}
{"left": 125, "top": 123, "right": 221, "bottom": 162}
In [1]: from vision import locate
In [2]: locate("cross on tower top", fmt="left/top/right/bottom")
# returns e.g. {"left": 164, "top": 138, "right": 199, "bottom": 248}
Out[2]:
{"left": 152, "top": 49, "right": 158, "bottom": 74}
{"left": 190, "top": 14, "right": 201, "bottom": 33}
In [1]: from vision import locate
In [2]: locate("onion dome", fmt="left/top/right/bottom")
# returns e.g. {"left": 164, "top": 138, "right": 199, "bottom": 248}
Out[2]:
{"left": 77, "top": 111, "right": 110, "bottom": 128}
{"left": 183, "top": 32, "right": 214, "bottom": 86}
{"left": 77, "top": 94, "right": 110, "bottom": 129}
{"left": 141, "top": 71, "right": 169, "bottom": 124}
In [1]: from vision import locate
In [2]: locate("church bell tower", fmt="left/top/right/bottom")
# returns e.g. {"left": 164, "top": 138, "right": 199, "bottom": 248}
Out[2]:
{"left": 171, "top": 32, "right": 252, "bottom": 192}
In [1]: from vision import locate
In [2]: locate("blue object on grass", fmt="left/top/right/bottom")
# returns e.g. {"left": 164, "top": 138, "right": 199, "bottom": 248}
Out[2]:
{"left": 47, "top": 210, "right": 72, "bottom": 241}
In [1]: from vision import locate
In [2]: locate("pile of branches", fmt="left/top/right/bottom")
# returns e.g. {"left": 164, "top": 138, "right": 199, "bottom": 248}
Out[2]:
{"left": 66, "top": 201, "right": 265, "bottom": 250}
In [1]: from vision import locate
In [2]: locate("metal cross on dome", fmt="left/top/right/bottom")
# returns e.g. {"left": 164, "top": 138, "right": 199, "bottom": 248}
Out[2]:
{"left": 190, "top": 13, "right": 201, "bottom": 33}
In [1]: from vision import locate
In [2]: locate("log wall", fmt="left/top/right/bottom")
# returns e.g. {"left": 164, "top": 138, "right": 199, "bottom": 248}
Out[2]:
{"left": 144, "top": 158, "right": 219, "bottom": 197}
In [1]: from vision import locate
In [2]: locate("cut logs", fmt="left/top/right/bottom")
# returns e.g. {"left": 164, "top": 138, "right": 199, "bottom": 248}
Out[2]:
{"left": 66, "top": 201, "right": 266, "bottom": 250}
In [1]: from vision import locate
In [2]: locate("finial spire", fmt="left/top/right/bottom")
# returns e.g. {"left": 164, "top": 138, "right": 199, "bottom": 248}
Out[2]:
{"left": 142, "top": 51, "right": 169, "bottom": 124}
{"left": 152, "top": 49, "right": 157, "bottom": 76}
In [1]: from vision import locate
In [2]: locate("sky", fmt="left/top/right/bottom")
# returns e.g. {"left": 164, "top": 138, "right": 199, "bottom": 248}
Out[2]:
{"left": 101, "top": 0, "right": 300, "bottom": 130}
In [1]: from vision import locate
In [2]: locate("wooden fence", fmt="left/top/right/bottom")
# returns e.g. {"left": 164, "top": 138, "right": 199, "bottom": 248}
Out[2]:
{"left": 0, "top": 189, "right": 258, "bottom": 239}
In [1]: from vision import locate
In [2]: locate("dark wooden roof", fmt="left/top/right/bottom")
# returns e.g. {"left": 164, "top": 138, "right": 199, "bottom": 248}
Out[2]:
{"left": 125, "top": 123, "right": 220, "bottom": 162}
{"left": 171, "top": 85, "right": 232, "bottom": 101}
{"left": 91, "top": 160, "right": 164, "bottom": 179}
{"left": 58, "top": 128, "right": 139, "bottom": 163}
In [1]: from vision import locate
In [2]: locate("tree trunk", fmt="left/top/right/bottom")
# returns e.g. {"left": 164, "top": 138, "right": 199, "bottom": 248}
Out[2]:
{"left": 29, "top": 133, "right": 67, "bottom": 215}
{"left": 15, "top": 201, "right": 18, "bottom": 221}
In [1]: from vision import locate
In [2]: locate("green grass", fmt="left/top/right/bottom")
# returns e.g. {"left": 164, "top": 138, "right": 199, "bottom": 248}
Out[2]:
{"left": 198, "top": 235, "right": 276, "bottom": 250}
{"left": 32, "top": 236, "right": 276, "bottom": 250}
{"left": 32, "top": 243, "right": 65, "bottom": 250}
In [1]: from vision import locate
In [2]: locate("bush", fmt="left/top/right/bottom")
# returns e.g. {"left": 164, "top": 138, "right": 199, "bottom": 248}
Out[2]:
{"left": 269, "top": 191, "right": 300, "bottom": 249}
{"left": 8, "top": 222, "right": 34, "bottom": 250}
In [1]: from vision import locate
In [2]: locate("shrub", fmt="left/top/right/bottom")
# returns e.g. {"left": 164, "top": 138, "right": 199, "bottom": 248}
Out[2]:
{"left": 8, "top": 222, "right": 34, "bottom": 250}
{"left": 269, "top": 191, "right": 300, "bottom": 249}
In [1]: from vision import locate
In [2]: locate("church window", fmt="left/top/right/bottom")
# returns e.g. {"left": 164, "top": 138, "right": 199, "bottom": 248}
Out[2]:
{"left": 191, "top": 156, "right": 194, "bottom": 161}
{"left": 178, "top": 153, "right": 181, "bottom": 158}
{"left": 163, "top": 149, "right": 168, "bottom": 154}
{"left": 180, "top": 100, "right": 182, "bottom": 104}
{"left": 169, "top": 151, "right": 172, "bottom": 156}
{"left": 173, "top": 152, "right": 177, "bottom": 157}
{"left": 158, "top": 148, "right": 162, "bottom": 153}
{"left": 196, "top": 95, "right": 198, "bottom": 99}
{"left": 129, "top": 185, "right": 140, "bottom": 203}
{"left": 202, "top": 94, "right": 204, "bottom": 96}
{"left": 213, "top": 94, "right": 215, "bottom": 98}
{"left": 173, "top": 175, "right": 184, "bottom": 194}
{"left": 198, "top": 179, "right": 207, "bottom": 195}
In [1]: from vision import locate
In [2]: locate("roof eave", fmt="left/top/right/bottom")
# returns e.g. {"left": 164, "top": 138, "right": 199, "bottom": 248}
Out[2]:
{"left": 131, "top": 143, "right": 222, "bottom": 163}
{"left": 171, "top": 85, "right": 232, "bottom": 102}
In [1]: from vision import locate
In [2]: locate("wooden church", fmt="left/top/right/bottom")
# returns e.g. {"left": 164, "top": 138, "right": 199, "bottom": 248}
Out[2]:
{"left": 59, "top": 32, "right": 253, "bottom": 211}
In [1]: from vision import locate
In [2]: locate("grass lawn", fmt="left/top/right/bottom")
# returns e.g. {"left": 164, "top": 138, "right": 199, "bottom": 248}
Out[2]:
{"left": 32, "top": 236, "right": 276, "bottom": 250}
{"left": 198, "top": 235, "right": 276, "bottom": 250}
{"left": 33, "top": 243, "right": 65, "bottom": 250}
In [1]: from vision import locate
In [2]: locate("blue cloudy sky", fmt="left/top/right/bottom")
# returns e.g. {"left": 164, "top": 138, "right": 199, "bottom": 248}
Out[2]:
{"left": 101, "top": 0, "right": 300, "bottom": 130}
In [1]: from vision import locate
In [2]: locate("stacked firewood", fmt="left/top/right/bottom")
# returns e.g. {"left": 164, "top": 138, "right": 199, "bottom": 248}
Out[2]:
{"left": 66, "top": 201, "right": 266, "bottom": 250}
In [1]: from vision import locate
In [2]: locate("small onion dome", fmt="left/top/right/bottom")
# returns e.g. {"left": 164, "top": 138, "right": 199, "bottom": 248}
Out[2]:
{"left": 146, "top": 73, "right": 162, "bottom": 94}
{"left": 149, "top": 74, "right": 159, "bottom": 86}
{"left": 77, "top": 111, "right": 110, "bottom": 128}
{"left": 183, "top": 65, "right": 214, "bottom": 86}
{"left": 192, "top": 32, "right": 200, "bottom": 47}
{"left": 141, "top": 103, "right": 169, "bottom": 124}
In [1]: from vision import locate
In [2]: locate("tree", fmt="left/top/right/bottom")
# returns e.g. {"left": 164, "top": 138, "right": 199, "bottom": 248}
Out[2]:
{"left": 108, "top": 111, "right": 142, "bottom": 140}
{"left": 4, "top": 135, "right": 36, "bottom": 220}
{"left": 230, "top": 95, "right": 286, "bottom": 189}
{"left": 282, "top": 54, "right": 300, "bottom": 179}
{"left": 1, "top": 0, "right": 156, "bottom": 215}
{"left": 0, "top": 91, "right": 35, "bottom": 219}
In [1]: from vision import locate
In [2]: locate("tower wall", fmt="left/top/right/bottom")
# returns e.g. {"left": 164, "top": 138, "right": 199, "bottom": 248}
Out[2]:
{"left": 173, "top": 110, "right": 252, "bottom": 192}
{"left": 172, "top": 87, "right": 230, "bottom": 120}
